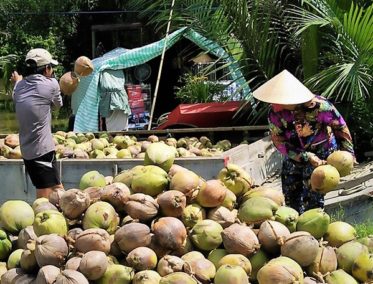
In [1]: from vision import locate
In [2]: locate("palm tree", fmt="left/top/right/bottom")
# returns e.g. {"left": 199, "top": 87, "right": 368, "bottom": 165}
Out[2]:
{"left": 288, "top": 0, "right": 373, "bottom": 102}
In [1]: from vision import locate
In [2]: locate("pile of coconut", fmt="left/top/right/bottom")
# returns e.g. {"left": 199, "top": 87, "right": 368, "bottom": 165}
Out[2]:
{"left": 0, "top": 133, "right": 233, "bottom": 160}
{"left": 0, "top": 146, "right": 370, "bottom": 284}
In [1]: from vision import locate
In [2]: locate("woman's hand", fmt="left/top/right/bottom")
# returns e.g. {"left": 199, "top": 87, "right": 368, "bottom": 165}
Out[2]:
{"left": 10, "top": 71, "right": 23, "bottom": 83}
{"left": 308, "top": 153, "right": 326, "bottom": 167}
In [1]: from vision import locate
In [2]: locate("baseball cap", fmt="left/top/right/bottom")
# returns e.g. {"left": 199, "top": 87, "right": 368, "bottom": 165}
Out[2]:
{"left": 25, "top": 48, "right": 59, "bottom": 67}
{"left": 253, "top": 70, "right": 315, "bottom": 105}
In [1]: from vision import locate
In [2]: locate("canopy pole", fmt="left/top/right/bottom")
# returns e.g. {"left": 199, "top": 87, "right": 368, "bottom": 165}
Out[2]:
{"left": 148, "top": 0, "right": 176, "bottom": 130}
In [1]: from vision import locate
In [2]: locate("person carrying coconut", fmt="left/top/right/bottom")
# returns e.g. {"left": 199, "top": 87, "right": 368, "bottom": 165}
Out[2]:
{"left": 253, "top": 70, "right": 355, "bottom": 214}
{"left": 11, "top": 48, "right": 64, "bottom": 198}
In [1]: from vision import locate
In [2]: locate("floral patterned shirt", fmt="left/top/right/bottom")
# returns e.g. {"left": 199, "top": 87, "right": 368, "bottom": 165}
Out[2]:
{"left": 268, "top": 96, "right": 354, "bottom": 163}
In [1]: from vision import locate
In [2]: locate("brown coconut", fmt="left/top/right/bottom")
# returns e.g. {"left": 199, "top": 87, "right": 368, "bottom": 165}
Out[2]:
{"left": 183, "top": 257, "right": 216, "bottom": 283}
{"left": 281, "top": 231, "right": 319, "bottom": 267}
{"left": 221, "top": 223, "right": 260, "bottom": 257}
{"left": 83, "top": 187, "right": 103, "bottom": 203}
{"left": 124, "top": 193, "right": 159, "bottom": 222}
{"left": 33, "top": 201, "right": 59, "bottom": 215}
{"left": 36, "top": 265, "right": 61, "bottom": 284}
{"left": 55, "top": 269, "right": 89, "bottom": 284}
{"left": 74, "top": 56, "right": 94, "bottom": 77}
{"left": 207, "top": 207, "right": 237, "bottom": 229}
{"left": 148, "top": 235, "right": 172, "bottom": 259}
{"left": 157, "top": 255, "right": 185, "bottom": 276}
{"left": 65, "top": 257, "right": 82, "bottom": 271}
{"left": 20, "top": 249, "right": 38, "bottom": 273}
{"left": 4, "top": 134, "right": 19, "bottom": 148}
{"left": 48, "top": 188, "right": 66, "bottom": 208}
{"left": 168, "top": 164, "right": 189, "bottom": 178}
{"left": 114, "top": 223, "right": 152, "bottom": 253}
{"left": 170, "top": 236, "right": 194, "bottom": 257}
{"left": 74, "top": 228, "right": 111, "bottom": 254}
{"left": 157, "top": 190, "right": 186, "bottom": 217}
{"left": 152, "top": 217, "right": 187, "bottom": 251}
{"left": 196, "top": 179, "right": 227, "bottom": 207}
{"left": 257, "top": 256, "right": 304, "bottom": 284}
{"left": 35, "top": 234, "right": 69, "bottom": 267}
{"left": 17, "top": 226, "right": 37, "bottom": 249}
{"left": 79, "top": 250, "right": 108, "bottom": 280}
{"left": 308, "top": 245, "right": 337, "bottom": 277}
{"left": 100, "top": 182, "right": 131, "bottom": 212}
{"left": 59, "top": 189, "right": 91, "bottom": 220}
{"left": 59, "top": 72, "right": 79, "bottom": 95}
{"left": 257, "top": 220, "right": 291, "bottom": 254}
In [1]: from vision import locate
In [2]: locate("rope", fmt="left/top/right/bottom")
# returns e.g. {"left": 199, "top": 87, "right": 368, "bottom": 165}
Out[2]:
{"left": 148, "top": 0, "right": 176, "bottom": 130}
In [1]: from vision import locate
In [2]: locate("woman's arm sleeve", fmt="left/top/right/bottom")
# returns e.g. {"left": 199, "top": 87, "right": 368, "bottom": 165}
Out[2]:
{"left": 268, "top": 112, "right": 309, "bottom": 163}
{"left": 327, "top": 103, "right": 355, "bottom": 155}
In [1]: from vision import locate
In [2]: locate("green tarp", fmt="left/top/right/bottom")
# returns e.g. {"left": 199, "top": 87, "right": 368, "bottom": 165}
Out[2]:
{"left": 72, "top": 27, "right": 251, "bottom": 132}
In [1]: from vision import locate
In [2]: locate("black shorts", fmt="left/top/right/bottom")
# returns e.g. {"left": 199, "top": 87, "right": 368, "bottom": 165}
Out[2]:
{"left": 23, "top": 151, "right": 61, "bottom": 189}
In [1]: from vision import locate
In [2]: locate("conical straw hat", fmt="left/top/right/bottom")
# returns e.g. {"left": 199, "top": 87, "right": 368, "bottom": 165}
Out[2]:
{"left": 253, "top": 70, "right": 314, "bottom": 105}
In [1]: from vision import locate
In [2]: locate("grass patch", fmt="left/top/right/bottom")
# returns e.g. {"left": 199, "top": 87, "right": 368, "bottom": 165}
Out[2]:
{"left": 329, "top": 205, "right": 373, "bottom": 238}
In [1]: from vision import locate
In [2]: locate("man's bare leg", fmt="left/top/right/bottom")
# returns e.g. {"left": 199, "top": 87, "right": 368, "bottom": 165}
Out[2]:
{"left": 36, "top": 184, "right": 64, "bottom": 199}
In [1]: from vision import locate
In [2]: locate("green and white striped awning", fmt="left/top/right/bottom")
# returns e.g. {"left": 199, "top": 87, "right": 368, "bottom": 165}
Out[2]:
{"left": 72, "top": 27, "right": 252, "bottom": 132}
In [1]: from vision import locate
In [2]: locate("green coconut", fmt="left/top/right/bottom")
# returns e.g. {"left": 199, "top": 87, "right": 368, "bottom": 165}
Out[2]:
{"left": 0, "top": 262, "right": 7, "bottom": 279}
{"left": 96, "top": 264, "right": 134, "bottom": 284}
{"left": 33, "top": 210, "right": 68, "bottom": 237}
{"left": 113, "top": 165, "right": 144, "bottom": 187}
{"left": 79, "top": 170, "right": 106, "bottom": 190}
{"left": 116, "top": 149, "right": 132, "bottom": 158}
{"left": 238, "top": 196, "right": 279, "bottom": 225}
{"left": 144, "top": 142, "right": 175, "bottom": 172}
{"left": 325, "top": 221, "right": 357, "bottom": 248}
{"left": 221, "top": 189, "right": 237, "bottom": 210}
{"left": 0, "top": 230, "right": 12, "bottom": 260}
{"left": 327, "top": 150, "right": 354, "bottom": 177}
{"left": 90, "top": 149, "right": 105, "bottom": 159}
{"left": 181, "top": 251, "right": 205, "bottom": 262}
{"left": 357, "top": 236, "right": 373, "bottom": 253}
{"left": 160, "top": 272, "right": 197, "bottom": 284}
{"left": 249, "top": 249, "right": 269, "bottom": 282}
{"left": 325, "top": 269, "right": 359, "bottom": 284}
{"left": 7, "top": 249, "right": 23, "bottom": 269}
{"left": 257, "top": 256, "right": 304, "bottom": 284}
{"left": 0, "top": 200, "right": 34, "bottom": 234}
{"left": 337, "top": 241, "right": 368, "bottom": 273}
{"left": 241, "top": 187, "right": 285, "bottom": 206}
{"left": 217, "top": 254, "right": 252, "bottom": 275}
{"left": 214, "top": 264, "right": 249, "bottom": 284}
{"left": 190, "top": 220, "right": 223, "bottom": 251}
{"left": 133, "top": 270, "right": 161, "bottom": 284}
{"left": 310, "top": 165, "right": 340, "bottom": 194}
{"left": 217, "top": 163, "right": 253, "bottom": 195}
{"left": 296, "top": 208, "right": 330, "bottom": 239}
{"left": 351, "top": 252, "right": 373, "bottom": 283}
{"left": 181, "top": 204, "right": 206, "bottom": 228}
{"left": 274, "top": 206, "right": 299, "bottom": 232}
{"left": 207, "top": 249, "right": 228, "bottom": 269}
{"left": 131, "top": 165, "right": 169, "bottom": 197}
{"left": 113, "top": 135, "right": 135, "bottom": 149}
{"left": 82, "top": 201, "right": 119, "bottom": 234}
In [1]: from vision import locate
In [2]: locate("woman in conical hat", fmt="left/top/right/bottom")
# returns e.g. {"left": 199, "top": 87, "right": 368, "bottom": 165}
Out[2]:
{"left": 253, "top": 70, "right": 355, "bottom": 214}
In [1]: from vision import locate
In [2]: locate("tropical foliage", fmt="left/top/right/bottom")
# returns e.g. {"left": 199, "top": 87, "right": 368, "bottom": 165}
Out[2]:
{"left": 289, "top": 0, "right": 373, "bottom": 102}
